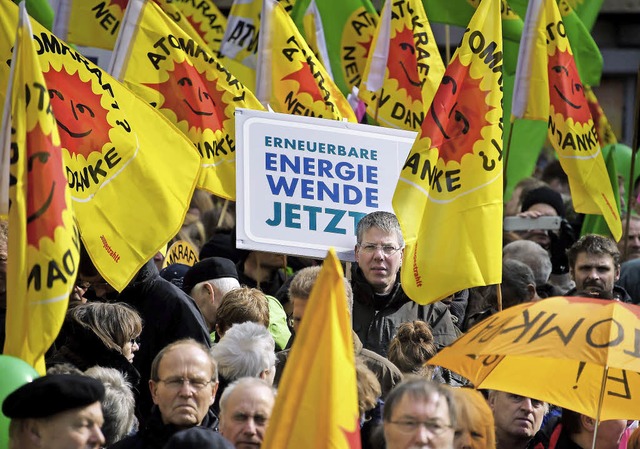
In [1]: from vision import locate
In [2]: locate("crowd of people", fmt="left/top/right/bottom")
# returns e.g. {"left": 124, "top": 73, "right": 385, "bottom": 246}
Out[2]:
{"left": 3, "top": 159, "right": 640, "bottom": 449}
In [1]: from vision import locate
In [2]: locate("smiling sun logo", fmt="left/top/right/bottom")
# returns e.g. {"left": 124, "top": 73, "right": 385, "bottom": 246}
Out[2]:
{"left": 144, "top": 60, "right": 228, "bottom": 135}
{"left": 24, "top": 122, "right": 68, "bottom": 248}
{"left": 422, "top": 58, "right": 491, "bottom": 165}
{"left": 387, "top": 26, "right": 425, "bottom": 104}
{"left": 43, "top": 67, "right": 111, "bottom": 160}
{"left": 282, "top": 61, "right": 325, "bottom": 103}
{"left": 548, "top": 48, "right": 591, "bottom": 125}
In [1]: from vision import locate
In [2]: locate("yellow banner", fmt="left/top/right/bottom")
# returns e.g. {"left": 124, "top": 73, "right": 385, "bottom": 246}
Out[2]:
{"left": 543, "top": 0, "right": 621, "bottom": 240}
{"left": 261, "top": 249, "right": 360, "bottom": 449}
{"left": 360, "top": 0, "right": 444, "bottom": 131}
{"left": 4, "top": 6, "right": 78, "bottom": 374}
{"left": 158, "top": 0, "right": 227, "bottom": 54}
{"left": 220, "top": 0, "right": 261, "bottom": 69}
{"left": 392, "top": 0, "right": 503, "bottom": 304}
{"left": 0, "top": 0, "right": 201, "bottom": 292}
{"left": 257, "top": 0, "right": 356, "bottom": 122}
{"left": 112, "top": 1, "right": 264, "bottom": 200}
{"left": 60, "top": 0, "right": 127, "bottom": 50}
{"left": 585, "top": 85, "right": 617, "bottom": 147}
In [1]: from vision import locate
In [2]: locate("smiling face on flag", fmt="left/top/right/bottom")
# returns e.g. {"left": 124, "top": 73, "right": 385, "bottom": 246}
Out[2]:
{"left": 423, "top": 59, "right": 492, "bottom": 166}
{"left": 548, "top": 48, "right": 590, "bottom": 125}
{"left": 387, "top": 27, "right": 424, "bottom": 104}
{"left": 44, "top": 68, "right": 111, "bottom": 159}
{"left": 25, "top": 122, "right": 69, "bottom": 248}
{"left": 145, "top": 60, "right": 228, "bottom": 136}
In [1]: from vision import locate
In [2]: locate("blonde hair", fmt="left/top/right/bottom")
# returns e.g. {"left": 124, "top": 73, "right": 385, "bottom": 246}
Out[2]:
{"left": 450, "top": 388, "right": 496, "bottom": 449}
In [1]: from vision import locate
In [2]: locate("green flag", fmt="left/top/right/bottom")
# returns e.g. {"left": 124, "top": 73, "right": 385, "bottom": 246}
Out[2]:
{"left": 567, "top": 0, "right": 603, "bottom": 30}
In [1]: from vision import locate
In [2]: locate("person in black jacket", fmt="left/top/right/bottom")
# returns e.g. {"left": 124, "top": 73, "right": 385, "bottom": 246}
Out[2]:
{"left": 111, "top": 339, "right": 219, "bottom": 449}
{"left": 351, "top": 211, "right": 460, "bottom": 357}
{"left": 79, "top": 249, "right": 211, "bottom": 425}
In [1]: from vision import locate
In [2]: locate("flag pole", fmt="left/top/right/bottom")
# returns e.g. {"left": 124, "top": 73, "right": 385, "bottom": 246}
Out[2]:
{"left": 623, "top": 64, "right": 640, "bottom": 252}
{"left": 216, "top": 199, "right": 230, "bottom": 228}
{"left": 496, "top": 284, "right": 503, "bottom": 311}
{"left": 502, "top": 118, "right": 516, "bottom": 195}
{"left": 445, "top": 25, "right": 451, "bottom": 64}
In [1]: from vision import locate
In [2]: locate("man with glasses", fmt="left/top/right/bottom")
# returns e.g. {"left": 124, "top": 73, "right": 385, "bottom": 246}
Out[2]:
{"left": 488, "top": 390, "right": 547, "bottom": 449}
{"left": 111, "top": 339, "right": 219, "bottom": 449}
{"left": 351, "top": 211, "right": 460, "bottom": 356}
{"left": 383, "top": 378, "right": 456, "bottom": 449}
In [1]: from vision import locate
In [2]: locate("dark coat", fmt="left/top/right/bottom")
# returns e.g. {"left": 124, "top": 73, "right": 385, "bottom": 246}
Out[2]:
{"left": 110, "top": 406, "right": 218, "bottom": 449}
{"left": 351, "top": 265, "right": 461, "bottom": 357}
{"left": 48, "top": 319, "right": 141, "bottom": 387}
{"left": 116, "top": 261, "right": 211, "bottom": 423}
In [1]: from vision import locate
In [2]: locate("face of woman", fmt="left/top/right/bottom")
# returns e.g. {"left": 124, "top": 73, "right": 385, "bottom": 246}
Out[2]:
{"left": 454, "top": 418, "right": 490, "bottom": 449}
{"left": 122, "top": 338, "right": 140, "bottom": 363}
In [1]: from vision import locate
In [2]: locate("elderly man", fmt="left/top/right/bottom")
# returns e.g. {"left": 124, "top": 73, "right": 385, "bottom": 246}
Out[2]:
{"left": 351, "top": 211, "right": 460, "bottom": 356}
{"left": 219, "top": 377, "right": 276, "bottom": 449}
{"left": 112, "top": 339, "right": 219, "bottom": 449}
{"left": 2, "top": 374, "right": 105, "bottom": 449}
{"left": 182, "top": 257, "right": 241, "bottom": 333}
{"left": 566, "top": 234, "right": 632, "bottom": 301}
{"left": 382, "top": 378, "right": 456, "bottom": 449}
{"left": 488, "top": 390, "right": 547, "bottom": 449}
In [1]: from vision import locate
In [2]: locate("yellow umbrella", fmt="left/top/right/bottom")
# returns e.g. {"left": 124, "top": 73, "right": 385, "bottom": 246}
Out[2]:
{"left": 429, "top": 296, "right": 640, "bottom": 421}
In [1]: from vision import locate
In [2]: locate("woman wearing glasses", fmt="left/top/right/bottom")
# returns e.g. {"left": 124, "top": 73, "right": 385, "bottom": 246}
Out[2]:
{"left": 48, "top": 301, "right": 143, "bottom": 387}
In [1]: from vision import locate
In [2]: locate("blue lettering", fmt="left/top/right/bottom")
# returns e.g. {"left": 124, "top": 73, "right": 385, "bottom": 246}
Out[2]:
{"left": 267, "top": 175, "right": 298, "bottom": 196}
{"left": 285, "top": 203, "right": 301, "bottom": 228}
{"left": 303, "top": 205, "right": 322, "bottom": 230}
{"left": 325, "top": 208, "right": 347, "bottom": 234}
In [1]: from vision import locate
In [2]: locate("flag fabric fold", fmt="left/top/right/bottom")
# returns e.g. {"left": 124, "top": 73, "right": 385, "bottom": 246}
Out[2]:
{"left": 261, "top": 249, "right": 361, "bottom": 449}
{"left": 359, "top": 0, "right": 444, "bottom": 131}
{"left": 256, "top": 0, "right": 357, "bottom": 122}
{"left": 392, "top": 0, "right": 503, "bottom": 305}
{"left": 512, "top": 0, "right": 621, "bottom": 241}
{"left": 2, "top": 5, "right": 78, "bottom": 374}
{"left": 0, "top": 0, "right": 201, "bottom": 291}
{"left": 110, "top": 0, "right": 264, "bottom": 201}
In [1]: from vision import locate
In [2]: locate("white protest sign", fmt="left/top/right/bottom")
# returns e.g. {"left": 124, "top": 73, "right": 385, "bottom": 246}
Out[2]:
{"left": 236, "top": 109, "right": 416, "bottom": 261}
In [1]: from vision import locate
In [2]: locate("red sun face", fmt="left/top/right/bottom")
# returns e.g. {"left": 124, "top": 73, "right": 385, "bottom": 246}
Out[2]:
{"left": 145, "top": 60, "right": 227, "bottom": 134}
{"left": 548, "top": 49, "right": 591, "bottom": 124}
{"left": 110, "top": 0, "right": 129, "bottom": 12}
{"left": 25, "top": 122, "right": 68, "bottom": 248}
{"left": 422, "top": 58, "right": 491, "bottom": 165}
{"left": 281, "top": 61, "right": 325, "bottom": 103}
{"left": 44, "top": 68, "right": 111, "bottom": 159}
{"left": 387, "top": 26, "right": 424, "bottom": 104}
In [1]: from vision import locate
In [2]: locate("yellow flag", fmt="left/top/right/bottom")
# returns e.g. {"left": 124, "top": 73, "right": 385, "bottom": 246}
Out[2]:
{"left": 392, "top": 0, "right": 503, "bottom": 305}
{"left": 261, "top": 249, "right": 361, "bottom": 449}
{"left": 513, "top": 0, "right": 621, "bottom": 241}
{"left": 585, "top": 85, "right": 617, "bottom": 147}
{"left": 157, "top": 0, "right": 227, "bottom": 54}
{"left": 0, "top": 0, "right": 201, "bottom": 292}
{"left": 359, "top": 0, "right": 444, "bottom": 131}
{"left": 111, "top": 0, "right": 265, "bottom": 201}
{"left": 256, "top": 0, "right": 357, "bottom": 122}
{"left": 53, "top": 0, "right": 127, "bottom": 50}
{"left": 2, "top": 6, "right": 78, "bottom": 374}
{"left": 220, "top": 0, "right": 261, "bottom": 69}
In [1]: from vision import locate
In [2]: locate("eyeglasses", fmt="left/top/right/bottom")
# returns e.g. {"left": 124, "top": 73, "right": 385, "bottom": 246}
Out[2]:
{"left": 387, "top": 420, "right": 453, "bottom": 435}
{"left": 130, "top": 337, "right": 141, "bottom": 346}
{"left": 358, "top": 243, "right": 402, "bottom": 256}
{"left": 157, "top": 377, "right": 214, "bottom": 391}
